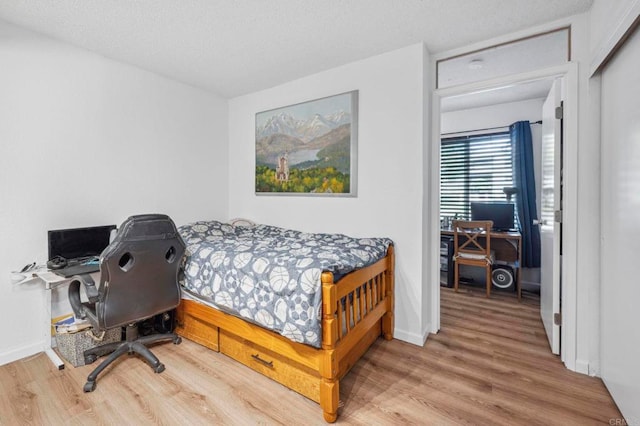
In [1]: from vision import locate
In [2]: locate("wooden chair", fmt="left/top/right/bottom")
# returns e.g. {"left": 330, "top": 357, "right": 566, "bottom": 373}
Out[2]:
{"left": 452, "top": 220, "right": 494, "bottom": 297}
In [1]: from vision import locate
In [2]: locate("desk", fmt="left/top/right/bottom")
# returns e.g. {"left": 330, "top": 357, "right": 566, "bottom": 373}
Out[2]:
{"left": 441, "top": 229, "right": 522, "bottom": 300}
{"left": 11, "top": 267, "right": 99, "bottom": 369}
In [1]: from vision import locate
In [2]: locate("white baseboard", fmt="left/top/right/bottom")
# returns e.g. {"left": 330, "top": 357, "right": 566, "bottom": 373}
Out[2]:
{"left": 575, "top": 358, "right": 590, "bottom": 375}
{"left": 394, "top": 325, "right": 430, "bottom": 347}
{"left": 0, "top": 342, "right": 43, "bottom": 367}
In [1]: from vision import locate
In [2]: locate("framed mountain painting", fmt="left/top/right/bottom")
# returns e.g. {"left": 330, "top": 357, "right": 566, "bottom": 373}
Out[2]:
{"left": 255, "top": 91, "right": 358, "bottom": 196}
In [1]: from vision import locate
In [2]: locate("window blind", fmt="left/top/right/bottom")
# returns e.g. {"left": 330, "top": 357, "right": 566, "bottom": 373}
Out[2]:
{"left": 440, "top": 132, "right": 513, "bottom": 220}
{"left": 540, "top": 132, "right": 555, "bottom": 232}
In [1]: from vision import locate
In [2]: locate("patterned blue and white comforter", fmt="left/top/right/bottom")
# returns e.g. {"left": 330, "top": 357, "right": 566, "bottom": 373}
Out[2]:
{"left": 178, "top": 220, "right": 392, "bottom": 348}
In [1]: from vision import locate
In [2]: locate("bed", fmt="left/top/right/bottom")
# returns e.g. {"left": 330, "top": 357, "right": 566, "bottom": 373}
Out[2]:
{"left": 174, "top": 220, "right": 395, "bottom": 422}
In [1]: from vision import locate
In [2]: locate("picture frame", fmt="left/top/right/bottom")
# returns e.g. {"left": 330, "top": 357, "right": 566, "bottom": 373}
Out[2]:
{"left": 255, "top": 90, "right": 358, "bottom": 196}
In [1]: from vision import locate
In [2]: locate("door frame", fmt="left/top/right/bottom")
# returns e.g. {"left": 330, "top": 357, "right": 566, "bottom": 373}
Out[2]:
{"left": 429, "top": 63, "right": 579, "bottom": 371}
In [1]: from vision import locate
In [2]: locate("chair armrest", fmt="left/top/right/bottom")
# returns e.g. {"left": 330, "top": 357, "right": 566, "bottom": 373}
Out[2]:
{"left": 68, "top": 274, "right": 99, "bottom": 319}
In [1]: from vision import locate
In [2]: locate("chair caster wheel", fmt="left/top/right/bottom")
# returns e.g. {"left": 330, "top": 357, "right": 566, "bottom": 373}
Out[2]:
{"left": 84, "top": 354, "right": 98, "bottom": 365}
{"left": 173, "top": 336, "right": 182, "bottom": 345}
{"left": 83, "top": 381, "right": 96, "bottom": 393}
{"left": 154, "top": 363, "right": 165, "bottom": 374}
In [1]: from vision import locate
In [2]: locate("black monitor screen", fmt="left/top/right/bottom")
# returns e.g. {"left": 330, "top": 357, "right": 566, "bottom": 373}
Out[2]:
{"left": 48, "top": 225, "right": 117, "bottom": 261}
{"left": 470, "top": 202, "right": 515, "bottom": 231}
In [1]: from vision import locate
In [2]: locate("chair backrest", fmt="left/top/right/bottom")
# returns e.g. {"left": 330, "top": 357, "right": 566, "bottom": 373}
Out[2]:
{"left": 96, "top": 214, "right": 186, "bottom": 329}
{"left": 452, "top": 220, "right": 493, "bottom": 259}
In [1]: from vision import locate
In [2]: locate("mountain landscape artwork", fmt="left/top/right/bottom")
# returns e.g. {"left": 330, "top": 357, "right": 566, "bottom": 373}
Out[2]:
{"left": 255, "top": 91, "right": 357, "bottom": 195}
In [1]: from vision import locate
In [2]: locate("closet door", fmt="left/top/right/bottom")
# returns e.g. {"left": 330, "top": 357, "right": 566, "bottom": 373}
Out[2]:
{"left": 600, "top": 23, "right": 640, "bottom": 421}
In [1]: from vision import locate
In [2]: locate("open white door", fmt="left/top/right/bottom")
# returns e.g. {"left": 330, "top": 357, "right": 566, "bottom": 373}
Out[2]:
{"left": 540, "top": 79, "right": 562, "bottom": 354}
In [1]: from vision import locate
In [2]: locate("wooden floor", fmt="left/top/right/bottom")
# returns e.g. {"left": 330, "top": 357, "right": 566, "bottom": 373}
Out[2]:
{"left": 0, "top": 287, "right": 622, "bottom": 425}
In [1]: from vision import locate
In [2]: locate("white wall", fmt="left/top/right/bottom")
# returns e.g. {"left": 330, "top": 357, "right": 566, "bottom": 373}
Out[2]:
{"left": 441, "top": 99, "right": 543, "bottom": 135}
{"left": 228, "top": 44, "right": 430, "bottom": 345}
{"left": 0, "top": 21, "right": 228, "bottom": 365}
{"left": 589, "top": 0, "right": 640, "bottom": 62}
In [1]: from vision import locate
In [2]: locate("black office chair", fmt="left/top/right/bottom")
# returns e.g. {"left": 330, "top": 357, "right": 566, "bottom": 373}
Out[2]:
{"left": 68, "top": 214, "right": 186, "bottom": 392}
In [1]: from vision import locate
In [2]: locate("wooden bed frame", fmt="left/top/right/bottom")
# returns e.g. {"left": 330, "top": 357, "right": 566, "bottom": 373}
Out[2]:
{"left": 175, "top": 245, "right": 394, "bottom": 423}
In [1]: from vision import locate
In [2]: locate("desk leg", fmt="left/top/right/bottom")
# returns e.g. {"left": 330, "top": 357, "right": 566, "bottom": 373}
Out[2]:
{"left": 45, "top": 348, "right": 64, "bottom": 370}
{"left": 518, "top": 238, "right": 522, "bottom": 302}
{"left": 43, "top": 286, "right": 65, "bottom": 370}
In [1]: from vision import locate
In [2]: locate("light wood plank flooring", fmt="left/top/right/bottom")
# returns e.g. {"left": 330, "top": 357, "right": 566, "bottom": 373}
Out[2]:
{"left": 0, "top": 287, "right": 622, "bottom": 425}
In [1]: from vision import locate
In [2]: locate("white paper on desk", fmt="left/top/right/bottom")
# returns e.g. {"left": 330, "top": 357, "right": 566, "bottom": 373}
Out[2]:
{"left": 10, "top": 273, "right": 27, "bottom": 285}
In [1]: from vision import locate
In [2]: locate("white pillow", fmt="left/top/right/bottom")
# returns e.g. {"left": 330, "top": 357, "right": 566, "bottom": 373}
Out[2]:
{"left": 228, "top": 218, "right": 256, "bottom": 227}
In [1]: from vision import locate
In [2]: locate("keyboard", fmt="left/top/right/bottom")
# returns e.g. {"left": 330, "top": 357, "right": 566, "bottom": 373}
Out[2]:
{"left": 54, "top": 263, "right": 100, "bottom": 278}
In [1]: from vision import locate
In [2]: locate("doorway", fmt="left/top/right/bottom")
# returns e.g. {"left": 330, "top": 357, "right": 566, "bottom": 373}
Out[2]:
{"left": 429, "top": 64, "right": 579, "bottom": 371}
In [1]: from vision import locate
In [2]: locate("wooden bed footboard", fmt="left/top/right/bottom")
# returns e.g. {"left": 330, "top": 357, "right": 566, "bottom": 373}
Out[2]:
{"left": 175, "top": 245, "right": 394, "bottom": 423}
{"left": 319, "top": 244, "right": 395, "bottom": 422}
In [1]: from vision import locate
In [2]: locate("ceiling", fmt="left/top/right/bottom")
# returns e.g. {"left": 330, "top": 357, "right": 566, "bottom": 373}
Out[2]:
{"left": 0, "top": 1, "right": 593, "bottom": 98}
{"left": 441, "top": 79, "right": 554, "bottom": 112}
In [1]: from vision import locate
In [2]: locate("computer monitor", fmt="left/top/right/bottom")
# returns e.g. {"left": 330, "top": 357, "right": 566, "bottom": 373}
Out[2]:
{"left": 470, "top": 202, "right": 515, "bottom": 231}
{"left": 48, "top": 224, "right": 117, "bottom": 261}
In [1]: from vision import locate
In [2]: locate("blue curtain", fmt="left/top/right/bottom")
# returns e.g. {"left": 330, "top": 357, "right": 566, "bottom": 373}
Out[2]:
{"left": 510, "top": 121, "right": 541, "bottom": 268}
